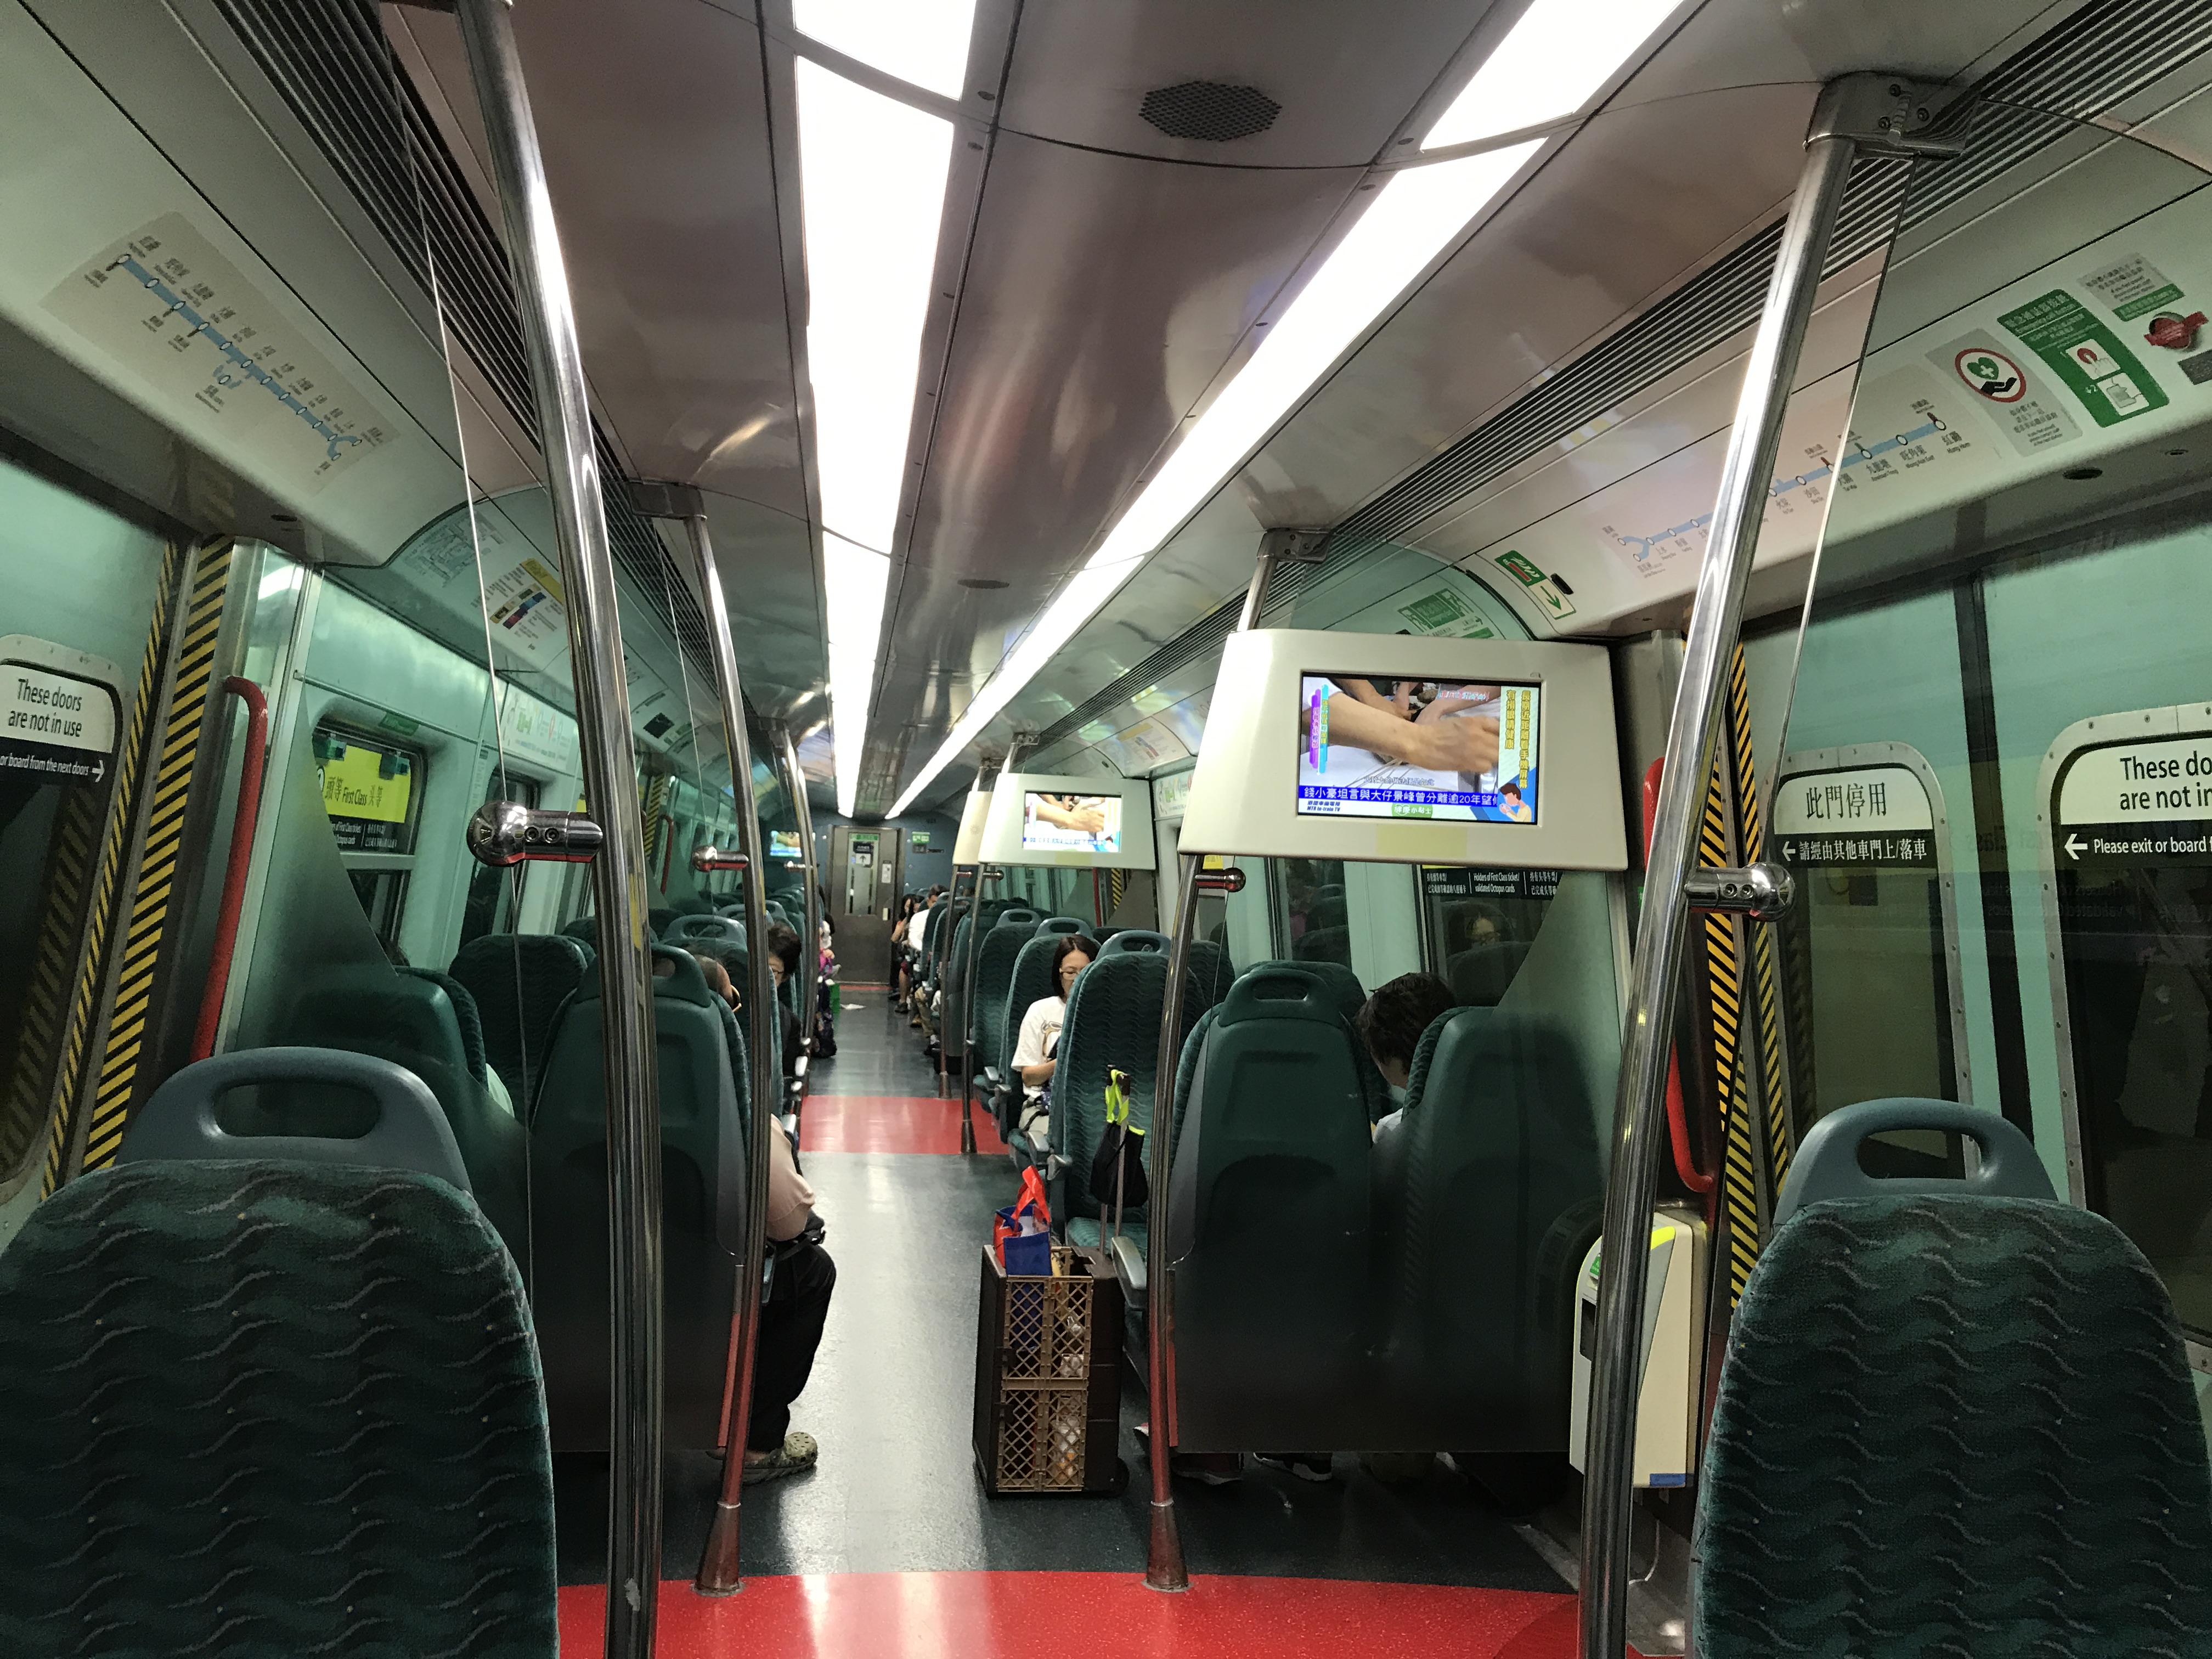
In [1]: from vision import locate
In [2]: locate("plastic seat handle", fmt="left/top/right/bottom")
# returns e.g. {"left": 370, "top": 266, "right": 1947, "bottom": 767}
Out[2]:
{"left": 1773, "top": 1096, "right": 2052, "bottom": 1229}
{"left": 119, "top": 1046, "right": 472, "bottom": 1192}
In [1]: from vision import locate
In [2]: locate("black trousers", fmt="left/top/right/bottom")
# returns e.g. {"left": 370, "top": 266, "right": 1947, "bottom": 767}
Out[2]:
{"left": 748, "top": 1239, "right": 836, "bottom": 1451}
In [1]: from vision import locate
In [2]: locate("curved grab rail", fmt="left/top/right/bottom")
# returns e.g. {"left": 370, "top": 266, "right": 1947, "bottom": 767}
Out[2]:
{"left": 190, "top": 676, "right": 269, "bottom": 1062}
{"left": 1642, "top": 758, "right": 1714, "bottom": 1203}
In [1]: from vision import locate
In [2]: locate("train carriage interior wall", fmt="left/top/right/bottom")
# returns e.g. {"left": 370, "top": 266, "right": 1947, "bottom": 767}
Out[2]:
{"left": 8, "top": 0, "right": 2212, "bottom": 1655}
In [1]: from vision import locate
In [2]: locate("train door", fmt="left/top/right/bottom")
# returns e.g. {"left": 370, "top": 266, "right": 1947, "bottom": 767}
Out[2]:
{"left": 1773, "top": 112, "right": 2212, "bottom": 1359}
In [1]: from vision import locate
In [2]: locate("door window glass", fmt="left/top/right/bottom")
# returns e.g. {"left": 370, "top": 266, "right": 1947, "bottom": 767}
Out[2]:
{"left": 1419, "top": 866, "right": 1557, "bottom": 1005}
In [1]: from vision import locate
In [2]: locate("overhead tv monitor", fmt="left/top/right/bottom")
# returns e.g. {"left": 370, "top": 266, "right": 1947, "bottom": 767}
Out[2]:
{"left": 1297, "top": 676, "right": 1539, "bottom": 825}
{"left": 981, "top": 770, "right": 1154, "bottom": 870}
{"left": 1179, "top": 630, "right": 1625, "bottom": 870}
{"left": 769, "top": 828, "right": 803, "bottom": 860}
{"left": 951, "top": 789, "right": 993, "bottom": 865}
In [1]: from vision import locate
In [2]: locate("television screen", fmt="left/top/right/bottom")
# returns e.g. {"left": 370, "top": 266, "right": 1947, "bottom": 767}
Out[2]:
{"left": 769, "top": 829, "right": 802, "bottom": 860}
{"left": 1020, "top": 791, "right": 1122, "bottom": 855}
{"left": 1295, "top": 674, "right": 1538, "bottom": 824}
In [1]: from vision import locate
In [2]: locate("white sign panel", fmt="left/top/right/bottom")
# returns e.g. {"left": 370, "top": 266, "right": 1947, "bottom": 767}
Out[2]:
{"left": 2058, "top": 733, "right": 2212, "bottom": 828}
{"left": 1774, "top": 764, "right": 1935, "bottom": 868}
{"left": 3, "top": 663, "right": 117, "bottom": 782}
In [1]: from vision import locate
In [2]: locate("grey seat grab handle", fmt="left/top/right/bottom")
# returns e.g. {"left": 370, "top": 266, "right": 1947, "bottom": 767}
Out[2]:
{"left": 119, "top": 1046, "right": 472, "bottom": 1193}
{"left": 1773, "top": 1096, "right": 2053, "bottom": 1229}
{"left": 1099, "top": 930, "right": 1170, "bottom": 957}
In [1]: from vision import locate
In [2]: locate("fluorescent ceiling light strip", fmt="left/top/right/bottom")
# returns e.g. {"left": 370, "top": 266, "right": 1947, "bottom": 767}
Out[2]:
{"left": 793, "top": 55, "right": 960, "bottom": 815}
{"left": 793, "top": 0, "right": 978, "bottom": 100}
{"left": 1422, "top": 0, "right": 1684, "bottom": 150}
{"left": 889, "top": 142, "right": 1538, "bottom": 816}
{"left": 823, "top": 533, "right": 892, "bottom": 817}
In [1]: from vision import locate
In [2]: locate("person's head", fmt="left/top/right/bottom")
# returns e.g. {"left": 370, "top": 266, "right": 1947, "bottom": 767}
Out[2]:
{"left": 1051, "top": 934, "right": 1099, "bottom": 999}
{"left": 1356, "top": 972, "right": 1459, "bottom": 1093}
{"left": 765, "top": 922, "right": 802, "bottom": 987}
{"left": 688, "top": 948, "right": 737, "bottom": 1008}
{"left": 1454, "top": 901, "right": 1506, "bottom": 949}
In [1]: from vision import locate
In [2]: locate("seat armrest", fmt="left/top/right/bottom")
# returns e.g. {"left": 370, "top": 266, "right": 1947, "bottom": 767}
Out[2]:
{"left": 1110, "top": 1232, "right": 1146, "bottom": 1295}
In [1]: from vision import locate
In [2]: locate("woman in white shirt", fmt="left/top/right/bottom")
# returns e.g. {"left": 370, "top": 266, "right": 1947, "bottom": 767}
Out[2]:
{"left": 1009, "top": 934, "right": 1097, "bottom": 1138}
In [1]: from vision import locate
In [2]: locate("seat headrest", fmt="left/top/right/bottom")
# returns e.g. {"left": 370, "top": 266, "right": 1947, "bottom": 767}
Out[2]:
{"left": 576, "top": 942, "right": 719, "bottom": 1007}
{"left": 668, "top": 913, "right": 747, "bottom": 946}
{"left": 1774, "top": 1098, "right": 2055, "bottom": 1229}
{"left": 1099, "top": 929, "right": 1169, "bottom": 957}
{"left": 1252, "top": 957, "right": 1365, "bottom": 1021}
{"left": 1219, "top": 966, "right": 1343, "bottom": 1028}
{"left": 1000, "top": 908, "right": 1040, "bottom": 925}
{"left": 1036, "top": 916, "right": 1087, "bottom": 935}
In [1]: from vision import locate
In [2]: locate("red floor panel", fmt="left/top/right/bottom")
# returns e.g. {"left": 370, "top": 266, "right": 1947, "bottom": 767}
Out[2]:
{"left": 558, "top": 1574, "right": 1593, "bottom": 1658}
{"left": 801, "top": 1096, "right": 1009, "bottom": 1155}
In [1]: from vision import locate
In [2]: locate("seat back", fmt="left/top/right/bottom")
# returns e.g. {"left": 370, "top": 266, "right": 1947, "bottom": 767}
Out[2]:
{"left": 943, "top": 913, "right": 977, "bottom": 1059}
{"left": 1098, "top": 928, "right": 1169, "bottom": 957}
{"left": 1049, "top": 948, "right": 1169, "bottom": 1221}
{"left": 1372, "top": 1006, "right": 1602, "bottom": 1448}
{"left": 1446, "top": 939, "right": 1533, "bottom": 1006}
{"left": 269, "top": 963, "right": 529, "bottom": 1261}
{"left": 398, "top": 967, "right": 487, "bottom": 1082}
{"left": 667, "top": 912, "right": 747, "bottom": 949}
{"left": 999, "top": 906, "right": 1040, "bottom": 927}
{"left": 530, "top": 944, "right": 748, "bottom": 1449}
{"left": 1294, "top": 924, "right": 1351, "bottom": 966}
{"left": 449, "top": 933, "right": 593, "bottom": 1110}
{"left": 1773, "top": 1096, "right": 2055, "bottom": 1228}
{"left": 1306, "top": 894, "right": 1348, "bottom": 932}
{"left": 561, "top": 915, "right": 599, "bottom": 949}
{"left": 1036, "top": 915, "right": 1088, "bottom": 936}
{"left": 0, "top": 1160, "right": 555, "bottom": 1655}
{"left": 972, "top": 917, "right": 1039, "bottom": 1075}
{"left": 1165, "top": 966, "right": 1372, "bottom": 1445}
{"left": 1695, "top": 1195, "right": 2212, "bottom": 1657}
{"left": 121, "top": 1046, "right": 470, "bottom": 1190}
{"left": 1251, "top": 957, "right": 1387, "bottom": 1120}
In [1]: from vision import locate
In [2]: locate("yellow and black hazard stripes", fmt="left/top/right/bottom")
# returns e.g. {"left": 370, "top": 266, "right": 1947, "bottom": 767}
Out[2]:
{"left": 0, "top": 786, "right": 103, "bottom": 1178}
{"left": 41, "top": 539, "right": 187, "bottom": 1193}
{"left": 1727, "top": 647, "right": 1792, "bottom": 1193}
{"left": 642, "top": 773, "right": 672, "bottom": 886}
{"left": 1695, "top": 731, "right": 1763, "bottom": 1306}
{"left": 76, "top": 539, "right": 236, "bottom": 1177}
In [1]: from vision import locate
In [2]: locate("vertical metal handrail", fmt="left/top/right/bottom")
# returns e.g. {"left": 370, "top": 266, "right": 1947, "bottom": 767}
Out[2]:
{"left": 1578, "top": 72, "right": 1957, "bottom": 1659}
{"left": 1144, "top": 541, "right": 1279, "bottom": 1589}
{"left": 449, "top": 4, "right": 664, "bottom": 1652}
{"left": 670, "top": 505, "right": 781, "bottom": 1596}
{"left": 777, "top": 724, "right": 821, "bottom": 1099}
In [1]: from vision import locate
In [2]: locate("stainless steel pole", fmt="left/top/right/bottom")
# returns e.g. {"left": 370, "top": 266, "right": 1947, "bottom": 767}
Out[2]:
{"left": 1578, "top": 101, "right": 1859, "bottom": 1659}
{"left": 777, "top": 724, "right": 821, "bottom": 1102}
{"left": 1143, "top": 538, "right": 1282, "bottom": 1588}
{"left": 448, "top": 4, "right": 663, "bottom": 1652}
{"left": 674, "top": 507, "right": 781, "bottom": 1596}
{"left": 1142, "top": 850, "right": 1200, "bottom": 1591}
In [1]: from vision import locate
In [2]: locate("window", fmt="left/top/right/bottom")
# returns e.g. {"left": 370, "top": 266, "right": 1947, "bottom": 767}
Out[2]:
{"left": 1274, "top": 857, "right": 1347, "bottom": 966}
{"left": 1419, "top": 865, "right": 1557, "bottom": 1005}
{"left": 314, "top": 723, "right": 424, "bottom": 954}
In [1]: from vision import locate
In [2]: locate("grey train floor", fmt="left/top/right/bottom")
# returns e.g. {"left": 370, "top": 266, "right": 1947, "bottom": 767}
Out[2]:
{"left": 552, "top": 997, "right": 1570, "bottom": 1590}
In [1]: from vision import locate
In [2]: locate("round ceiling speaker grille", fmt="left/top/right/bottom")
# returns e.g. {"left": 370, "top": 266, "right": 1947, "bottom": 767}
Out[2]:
{"left": 1139, "top": 81, "right": 1279, "bottom": 143}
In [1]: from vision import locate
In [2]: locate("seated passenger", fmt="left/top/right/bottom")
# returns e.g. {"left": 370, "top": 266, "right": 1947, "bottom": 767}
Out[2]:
{"left": 749, "top": 1108, "right": 834, "bottom": 1483}
{"left": 1356, "top": 972, "right": 1459, "bottom": 1107}
{"left": 1009, "top": 934, "right": 1097, "bottom": 1138}
{"left": 765, "top": 922, "right": 806, "bottom": 1077}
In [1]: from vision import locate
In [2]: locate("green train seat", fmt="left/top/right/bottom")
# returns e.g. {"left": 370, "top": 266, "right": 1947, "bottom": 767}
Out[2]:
{"left": 530, "top": 944, "right": 749, "bottom": 1451}
{"left": 449, "top": 933, "right": 594, "bottom": 1112}
{"left": 1098, "top": 928, "right": 1168, "bottom": 956}
{"left": 994, "top": 927, "right": 1087, "bottom": 1146}
{"left": 667, "top": 912, "right": 747, "bottom": 950}
{"left": 972, "top": 915, "right": 1040, "bottom": 1100}
{"left": 1163, "top": 964, "right": 1373, "bottom": 1449}
{"left": 1697, "top": 1147, "right": 2211, "bottom": 1654}
{"left": 1369, "top": 1006, "right": 1602, "bottom": 1450}
{"left": 10, "top": 1053, "right": 555, "bottom": 1655}
{"left": 1049, "top": 947, "right": 1169, "bottom": 1245}
{"left": 268, "top": 963, "right": 530, "bottom": 1268}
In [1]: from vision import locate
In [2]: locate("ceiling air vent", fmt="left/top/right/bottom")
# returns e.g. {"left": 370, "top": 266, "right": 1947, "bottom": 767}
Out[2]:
{"left": 1140, "top": 81, "right": 1279, "bottom": 142}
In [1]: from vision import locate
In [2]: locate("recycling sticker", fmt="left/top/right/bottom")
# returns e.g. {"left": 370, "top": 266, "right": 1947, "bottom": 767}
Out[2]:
{"left": 1999, "top": 290, "right": 2170, "bottom": 427}
{"left": 2, "top": 663, "right": 117, "bottom": 783}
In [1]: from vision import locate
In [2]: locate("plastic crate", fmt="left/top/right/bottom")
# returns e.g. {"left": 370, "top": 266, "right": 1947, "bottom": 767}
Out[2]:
{"left": 972, "top": 1244, "right": 1124, "bottom": 1494}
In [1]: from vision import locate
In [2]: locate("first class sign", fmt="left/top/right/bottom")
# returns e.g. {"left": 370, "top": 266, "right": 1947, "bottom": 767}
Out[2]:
{"left": 2, "top": 664, "right": 116, "bottom": 782}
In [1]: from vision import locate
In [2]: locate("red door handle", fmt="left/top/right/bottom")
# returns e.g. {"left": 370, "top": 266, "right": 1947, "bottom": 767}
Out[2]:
{"left": 1643, "top": 757, "right": 1716, "bottom": 1201}
{"left": 190, "top": 678, "right": 269, "bottom": 1062}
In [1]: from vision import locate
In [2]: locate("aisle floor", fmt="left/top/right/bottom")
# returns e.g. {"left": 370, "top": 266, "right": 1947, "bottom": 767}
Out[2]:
{"left": 557, "top": 990, "right": 1579, "bottom": 1652}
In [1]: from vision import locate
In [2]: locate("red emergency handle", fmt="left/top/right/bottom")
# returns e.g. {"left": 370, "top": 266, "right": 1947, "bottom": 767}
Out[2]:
{"left": 1643, "top": 757, "right": 1716, "bottom": 1199}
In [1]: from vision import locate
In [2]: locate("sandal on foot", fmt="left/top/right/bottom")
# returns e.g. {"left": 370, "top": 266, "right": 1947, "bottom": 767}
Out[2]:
{"left": 742, "top": 1431, "right": 819, "bottom": 1485}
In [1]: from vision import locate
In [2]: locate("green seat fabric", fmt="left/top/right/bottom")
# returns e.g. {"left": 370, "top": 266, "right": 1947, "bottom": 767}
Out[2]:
{"left": 1098, "top": 929, "right": 1169, "bottom": 956}
{"left": 667, "top": 912, "right": 747, "bottom": 949}
{"left": 531, "top": 945, "right": 747, "bottom": 1451}
{"left": 1164, "top": 965, "right": 1372, "bottom": 1448}
{"left": 1695, "top": 1194, "right": 2212, "bottom": 1658}
{"left": 1035, "top": 915, "right": 1088, "bottom": 936}
{"left": 943, "top": 914, "right": 977, "bottom": 1061}
{"left": 269, "top": 963, "right": 529, "bottom": 1268}
{"left": 972, "top": 918, "right": 1040, "bottom": 1079}
{"left": 994, "top": 929, "right": 1078, "bottom": 1141}
{"left": 1446, "top": 940, "right": 1532, "bottom": 1006}
{"left": 1048, "top": 949, "right": 1170, "bottom": 1224}
{"left": 397, "top": 966, "right": 487, "bottom": 1083}
{"left": 0, "top": 1160, "right": 554, "bottom": 1657}
{"left": 1181, "top": 940, "right": 1233, "bottom": 1012}
{"left": 1251, "top": 957, "right": 1389, "bottom": 1121}
{"left": 648, "top": 906, "right": 680, "bottom": 937}
{"left": 450, "top": 933, "right": 593, "bottom": 1112}
{"left": 561, "top": 915, "right": 600, "bottom": 949}
{"left": 1371, "top": 1006, "right": 1601, "bottom": 1449}
{"left": 1293, "top": 924, "right": 1351, "bottom": 967}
